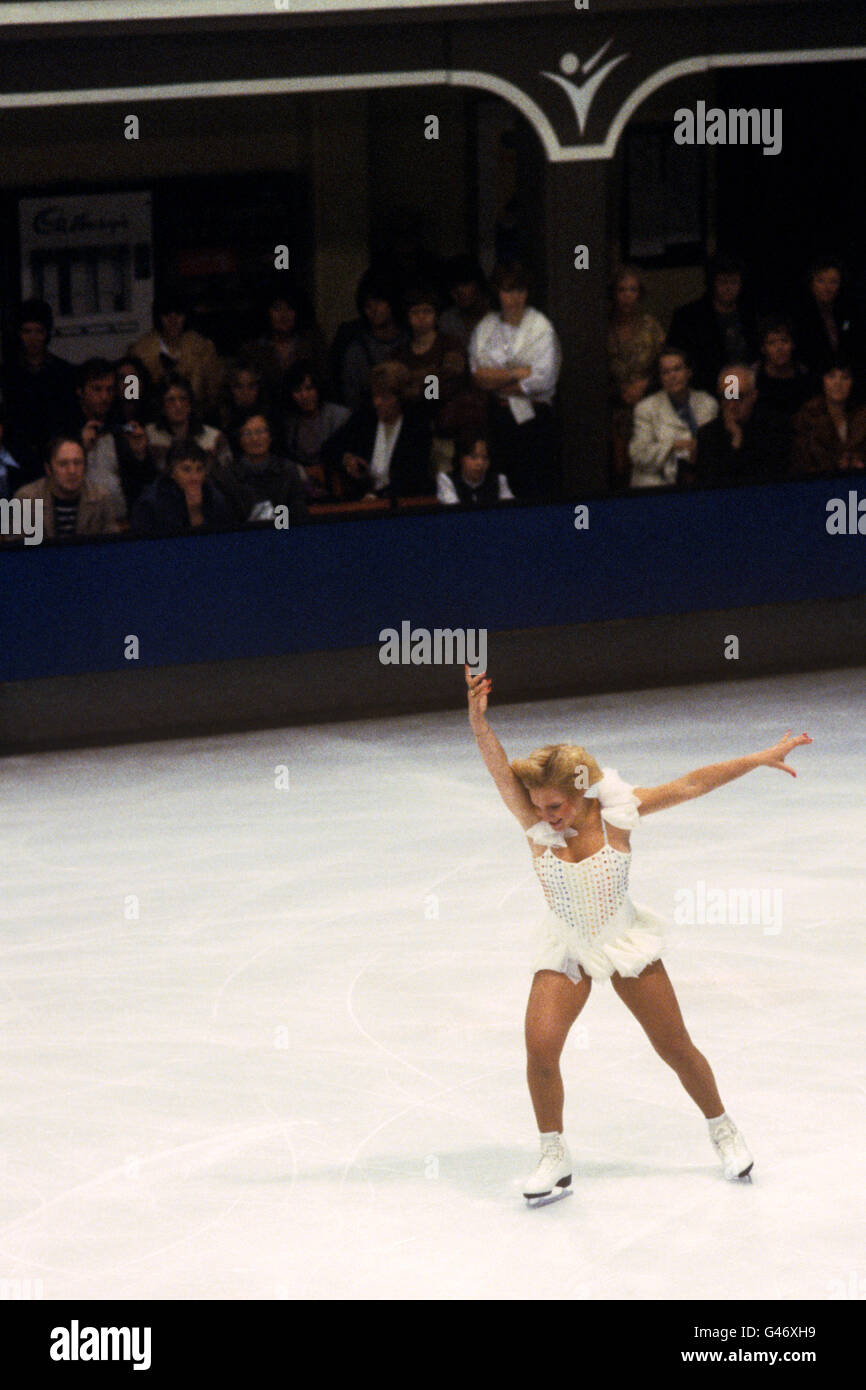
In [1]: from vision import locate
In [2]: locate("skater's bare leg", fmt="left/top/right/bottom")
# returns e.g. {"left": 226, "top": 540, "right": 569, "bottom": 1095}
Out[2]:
{"left": 525, "top": 968, "right": 592, "bottom": 1132}
{"left": 611, "top": 959, "right": 724, "bottom": 1118}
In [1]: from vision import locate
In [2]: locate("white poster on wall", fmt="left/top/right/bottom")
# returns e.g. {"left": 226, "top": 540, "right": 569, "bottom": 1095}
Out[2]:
{"left": 18, "top": 190, "right": 153, "bottom": 363}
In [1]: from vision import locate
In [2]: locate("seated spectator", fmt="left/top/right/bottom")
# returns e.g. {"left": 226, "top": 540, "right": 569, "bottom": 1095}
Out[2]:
{"left": 0, "top": 298, "right": 77, "bottom": 484}
{"left": 321, "top": 361, "right": 433, "bottom": 502}
{"left": 128, "top": 287, "right": 223, "bottom": 417}
{"left": 438, "top": 255, "right": 492, "bottom": 345}
{"left": 469, "top": 259, "right": 562, "bottom": 500}
{"left": 114, "top": 354, "right": 156, "bottom": 425}
{"left": 692, "top": 363, "right": 792, "bottom": 486}
{"left": 610, "top": 371, "right": 652, "bottom": 490}
{"left": 71, "top": 357, "right": 156, "bottom": 522}
{"left": 329, "top": 269, "right": 407, "bottom": 410}
{"left": 0, "top": 403, "right": 23, "bottom": 501}
{"left": 668, "top": 253, "right": 757, "bottom": 393}
{"left": 217, "top": 359, "right": 281, "bottom": 448}
{"left": 607, "top": 264, "right": 664, "bottom": 389}
{"left": 10, "top": 434, "right": 117, "bottom": 539}
{"left": 145, "top": 373, "right": 233, "bottom": 473}
{"left": 241, "top": 280, "right": 329, "bottom": 410}
{"left": 221, "top": 412, "right": 308, "bottom": 522}
{"left": 129, "top": 440, "right": 236, "bottom": 537}
{"left": 282, "top": 360, "right": 350, "bottom": 501}
{"left": 752, "top": 318, "right": 813, "bottom": 418}
{"left": 629, "top": 346, "right": 718, "bottom": 487}
{"left": 793, "top": 256, "right": 861, "bottom": 379}
{"left": 437, "top": 431, "right": 514, "bottom": 506}
{"left": 792, "top": 358, "right": 866, "bottom": 475}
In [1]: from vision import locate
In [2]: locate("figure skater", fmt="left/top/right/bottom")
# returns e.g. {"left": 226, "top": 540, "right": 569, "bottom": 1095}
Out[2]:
{"left": 465, "top": 664, "right": 812, "bottom": 1205}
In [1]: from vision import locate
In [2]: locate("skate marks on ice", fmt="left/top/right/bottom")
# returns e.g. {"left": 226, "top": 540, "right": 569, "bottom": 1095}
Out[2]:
{"left": 4, "top": 669, "right": 864, "bottom": 1296}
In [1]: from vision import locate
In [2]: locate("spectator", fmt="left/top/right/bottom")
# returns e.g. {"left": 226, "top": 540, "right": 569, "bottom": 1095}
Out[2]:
{"left": 128, "top": 287, "right": 223, "bottom": 417}
{"left": 0, "top": 299, "right": 77, "bottom": 484}
{"left": 469, "top": 259, "right": 562, "bottom": 500}
{"left": 145, "top": 373, "right": 232, "bottom": 473}
{"left": 668, "top": 253, "right": 757, "bottom": 393}
{"left": 10, "top": 434, "right": 117, "bottom": 539}
{"left": 222, "top": 412, "right": 308, "bottom": 522}
{"left": 392, "top": 284, "right": 467, "bottom": 416}
{"left": 329, "top": 269, "right": 407, "bottom": 411}
{"left": 607, "top": 264, "right": 664, "bottom": 389}
{"left": 321, "top": 360, "right": 433, "bottom": 502}
{"left": 629, "top": 346, "right": 717, "bottom": 487}
{"left": 241, "top": 281, "right": 329, "bottom": 410}
{"left": 129, "top": 439, "right": 235, "bottom": 537}
{"left": 392, "top": 283, "right": 469, "bottom": 474}
{"left": 438, "top": 255, "right": 492, "bottom": 345}
{"left": 114, "top": 354, "right": 156, "bottom": 425}
{"left": 0, "top": 403, "right": 23, "bottom": 501}
{"left": 282, "top": 360, "right": 350, "bottom": 501}
{"left": 610, "top": 371, "right": 652, "bottom": 490}
{"left": 437, "top": 431, "right": 514, "bottom": 506}
{"left": 114, "top": 406, "right": 162, "bottom": 523}
{"left": 217, "top": 359, "right": 281, "bottom": 448}
{"left": 693, "top": 363, "right": 792, "bottom": 486}
{"left": 71, "top": 357, "right": 156, "bottom": 522}
{"left": 793, "top": 257, "right": 861, "bottom": 379}
{"left": 792, "top": 358, "right": 866, "bottom": 475}
{"left": 752, "top": 318, "right": 813, "bottom": 419}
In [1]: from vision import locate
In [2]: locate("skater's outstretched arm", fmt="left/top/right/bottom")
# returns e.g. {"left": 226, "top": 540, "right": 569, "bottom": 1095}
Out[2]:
{"left": 465, "top": 666, "right": 538, "bottom": 828}
{"left": 633, "top": 730, "right": 813, "bottom": 815}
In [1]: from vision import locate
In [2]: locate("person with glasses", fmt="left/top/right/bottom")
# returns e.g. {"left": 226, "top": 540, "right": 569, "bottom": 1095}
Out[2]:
{"left": 222, "top": 412, "right": 308, "bottom": 522}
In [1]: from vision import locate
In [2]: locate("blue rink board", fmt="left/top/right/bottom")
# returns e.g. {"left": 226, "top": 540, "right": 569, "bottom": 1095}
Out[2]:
{"left": 1, "top": 479, "right": 863, "bottom": 683}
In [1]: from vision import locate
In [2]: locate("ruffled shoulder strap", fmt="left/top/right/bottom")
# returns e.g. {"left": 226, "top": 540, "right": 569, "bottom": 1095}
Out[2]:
{"left": 525, "top": 821, "right": 578, "bottom": 848}
{"left": 583, "top": 767, "right": 642, "bottom": 831}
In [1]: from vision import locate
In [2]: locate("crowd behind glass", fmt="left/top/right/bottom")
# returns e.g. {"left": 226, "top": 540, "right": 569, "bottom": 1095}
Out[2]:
{"left": 1, "top": 248, "right": 862, "bottom": 542}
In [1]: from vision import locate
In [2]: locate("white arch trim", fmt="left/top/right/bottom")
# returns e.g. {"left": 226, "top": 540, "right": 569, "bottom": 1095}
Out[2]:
{"left": 584, "top": 47, "right": 866, "bottom": 164}
{"left": 1, "top": 47, "right": 864, "bottom": 163}
{"left": 1, "top": 0, "right": 531, "bottom": 20}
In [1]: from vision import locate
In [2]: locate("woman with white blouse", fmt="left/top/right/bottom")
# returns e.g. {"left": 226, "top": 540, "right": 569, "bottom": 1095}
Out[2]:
{"left": 469, "top": 261, "right": 562, "bottom": 501}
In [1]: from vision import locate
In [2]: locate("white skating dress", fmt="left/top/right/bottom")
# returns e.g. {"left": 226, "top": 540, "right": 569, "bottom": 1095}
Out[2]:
{"left": 528, "top": 768, "right": 667, "bottom": 983}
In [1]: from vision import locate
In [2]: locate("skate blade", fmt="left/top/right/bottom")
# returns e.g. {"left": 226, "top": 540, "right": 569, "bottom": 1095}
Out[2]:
{"left": 525, "top": 1185, "right": 573, "bottom": 1209}
{"left": 727, "top": 1163, "right": 754, "bottom": 1183}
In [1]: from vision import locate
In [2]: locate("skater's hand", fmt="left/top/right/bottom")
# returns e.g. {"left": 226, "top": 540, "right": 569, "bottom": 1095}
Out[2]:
{"left": 465, "top": 664, "right": 491, "bottom": 720}
{"left": 755, "top": 730, "right": 813, "bottom": 776}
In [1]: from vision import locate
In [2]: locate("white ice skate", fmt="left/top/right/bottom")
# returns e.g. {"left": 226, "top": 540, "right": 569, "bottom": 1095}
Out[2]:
{"left": 523, "top": 1133, "right": 573, "bottom": 1207}
{"left": 709, "top": 1115, "right": 754, "bottom": 1181}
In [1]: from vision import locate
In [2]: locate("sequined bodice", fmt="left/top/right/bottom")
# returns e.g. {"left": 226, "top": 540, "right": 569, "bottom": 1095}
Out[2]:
{"left": 532, "top": 845, "right": 632, "bottom": 939}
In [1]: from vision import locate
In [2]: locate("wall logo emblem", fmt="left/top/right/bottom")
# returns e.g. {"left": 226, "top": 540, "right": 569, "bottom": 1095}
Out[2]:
{"left": 541, "top": 40, "right": 629, "bottom": 136}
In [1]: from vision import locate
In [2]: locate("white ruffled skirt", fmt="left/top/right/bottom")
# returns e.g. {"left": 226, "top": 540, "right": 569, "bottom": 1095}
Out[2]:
{"left": 531, "top": 898, "right": 668, "bottom": 983}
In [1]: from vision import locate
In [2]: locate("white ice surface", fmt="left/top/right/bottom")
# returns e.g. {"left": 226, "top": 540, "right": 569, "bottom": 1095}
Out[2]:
{"left": 2, "top": 667, "right": 864, "bottom": 1301}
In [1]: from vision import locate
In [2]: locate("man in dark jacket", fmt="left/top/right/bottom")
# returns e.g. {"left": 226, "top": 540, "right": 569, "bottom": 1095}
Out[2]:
{"left": 669, "top": 253, "right": 757, "bottom": 395}
{"left": 0, "top": 299, "right": 77, "bottom": 484}
{"left": 130, "top": 440, "right": 236, "bottom": 536}
{"left": 693, "top": 363, "right": 792, "bottom": 486}
{"left": 321, "top": 360, "right": 432, "bottom": 502}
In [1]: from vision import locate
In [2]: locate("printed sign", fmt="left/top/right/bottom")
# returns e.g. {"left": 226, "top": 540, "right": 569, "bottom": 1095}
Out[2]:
{"left": 19, "top": 190, "right": 154, "bottom": 363}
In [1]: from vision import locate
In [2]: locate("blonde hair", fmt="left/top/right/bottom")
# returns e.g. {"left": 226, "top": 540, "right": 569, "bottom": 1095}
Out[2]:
{"left": 510, "top": 744, "right": 603, "bottom": 799}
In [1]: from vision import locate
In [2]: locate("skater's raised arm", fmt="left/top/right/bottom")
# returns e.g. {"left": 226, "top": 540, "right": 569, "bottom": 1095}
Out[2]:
{"left": 633, "top": 730, "right": 813, "bottom": 815}
{"left": 465, "top": 666, "right": 538, "bottom": 828}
